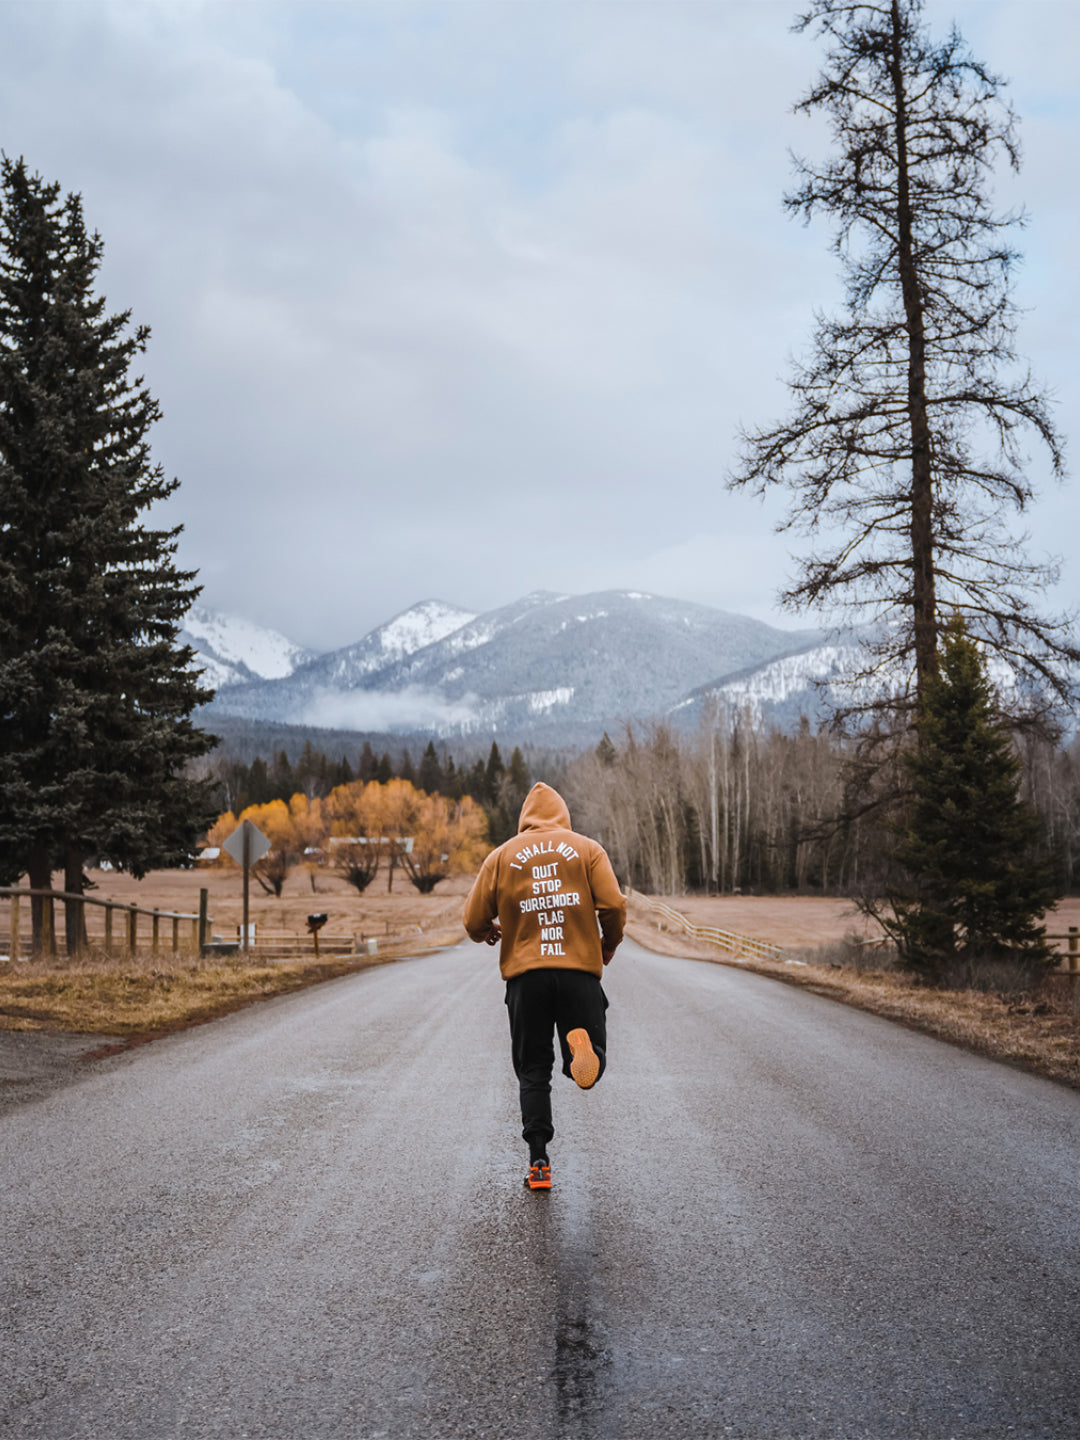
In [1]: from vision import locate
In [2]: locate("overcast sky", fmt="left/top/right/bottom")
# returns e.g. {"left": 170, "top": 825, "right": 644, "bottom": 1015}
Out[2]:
{"left": 1, "top": 0, "right": 1076, "bottom": 651}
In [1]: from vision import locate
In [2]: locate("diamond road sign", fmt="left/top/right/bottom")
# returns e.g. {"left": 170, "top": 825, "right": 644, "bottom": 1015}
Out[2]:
{"left": 222, "top": 819, "right": 272, "bottom": 866}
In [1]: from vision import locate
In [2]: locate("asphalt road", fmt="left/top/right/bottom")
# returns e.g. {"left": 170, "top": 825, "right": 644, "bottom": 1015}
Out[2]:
{"left": 3, "top": 938, "right": 1080, "bottom": 1440}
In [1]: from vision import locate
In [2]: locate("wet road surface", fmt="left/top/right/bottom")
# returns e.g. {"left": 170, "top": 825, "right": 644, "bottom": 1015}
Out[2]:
{"left": 3, "top": 938, "right": 1080, "bottom": 1439}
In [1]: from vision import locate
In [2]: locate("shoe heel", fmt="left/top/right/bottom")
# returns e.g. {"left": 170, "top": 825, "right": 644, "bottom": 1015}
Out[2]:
{"left": 566, "top": 1028, "right": 599, "bottom": 1089}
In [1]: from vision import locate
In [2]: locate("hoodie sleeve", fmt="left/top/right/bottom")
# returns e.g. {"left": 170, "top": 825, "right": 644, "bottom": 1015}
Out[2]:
{"left": 588, "top": 845, "right": 626, "bottom": 952}
{"left": 463, "top": 850, "right": 500, "bottom": 942}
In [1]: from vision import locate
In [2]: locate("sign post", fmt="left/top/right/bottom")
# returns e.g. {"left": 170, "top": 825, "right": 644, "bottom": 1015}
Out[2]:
{"left": 222, "top": 820, "right": 272, "bottom": 954}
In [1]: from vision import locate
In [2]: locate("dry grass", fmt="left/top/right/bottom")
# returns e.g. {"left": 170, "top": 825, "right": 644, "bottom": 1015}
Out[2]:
{"left": 627, "top": 896, "right": 1080, "bottom": 1091}
{"left": 0, "top": 866, "right": 474, "bottom": 957}
{"left": 0, "top": 930, "right": 463, "bottom": 1043}
{"left": 1, "top": 866, "right": 472, "bottom": 1042}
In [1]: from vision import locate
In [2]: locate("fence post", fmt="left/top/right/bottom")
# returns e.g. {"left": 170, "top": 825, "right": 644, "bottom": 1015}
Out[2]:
{"left": 41, "top": 895, "right": 53, "bottom": 958}
{"left": 128, "top": 904, "right": 138, "bottom": 955}
{"left": 171, "top": 915, "right": 180, "bottom": 953}
{"left": 198, "top": 888, "right": 209, "bottom": 955}
{"left": 9, "top": 892, "right": 19, "bottom": 962}
{"left": 190, "top": 916, "right": 199, "bottom": 952}
{"left": 1069, "top": 927, "right": 1078, "bottom": 974}
{"left": 152, "top": 910, "right": 160, "bottom": 956}
{"left": 104, "top": 904, "right": 113, "bottom": 956}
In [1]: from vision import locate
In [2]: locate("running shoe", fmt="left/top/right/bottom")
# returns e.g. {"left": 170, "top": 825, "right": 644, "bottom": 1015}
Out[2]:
{"left": 566, "top": 1028, "right": 600, "bottom": 1089}
{"left": 525, "top": 1158, "right": 551, "bottom": 1190}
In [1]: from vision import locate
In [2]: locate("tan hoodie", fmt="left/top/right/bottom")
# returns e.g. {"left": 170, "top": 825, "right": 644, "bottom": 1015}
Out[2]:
{"left": 463, "top": 782, "right": 626, "bottom": 980}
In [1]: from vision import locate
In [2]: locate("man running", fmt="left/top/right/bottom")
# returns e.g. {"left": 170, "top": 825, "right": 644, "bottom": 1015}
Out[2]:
{"left": 464, "top": 781, "right": 626, "bottom": 1190}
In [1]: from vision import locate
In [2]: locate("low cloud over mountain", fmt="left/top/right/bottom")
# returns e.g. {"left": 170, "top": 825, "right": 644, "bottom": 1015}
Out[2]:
{"left": 190, "top": 590, "right": 828, "bottom": 741}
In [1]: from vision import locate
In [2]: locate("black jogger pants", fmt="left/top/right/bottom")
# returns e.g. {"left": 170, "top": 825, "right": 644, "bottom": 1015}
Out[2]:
{"left": 504, "top": 966, "right": 608, "bottom": 1152}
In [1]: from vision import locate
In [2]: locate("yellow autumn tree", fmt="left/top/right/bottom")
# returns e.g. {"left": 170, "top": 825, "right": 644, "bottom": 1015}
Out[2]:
{"left": 325, "top": 777, "right": 489, "bottom": 893}
{"left": 205, "top": 810, "right": 239, "bottom": 854}
{"left": 397, "top": 792, "right": 488, "bottom": 893}
{"left": 207, "top": 777, "right": 489, "bottom": 897}
{"left": 325, "top": 779, "right": 387, "bottom": 893}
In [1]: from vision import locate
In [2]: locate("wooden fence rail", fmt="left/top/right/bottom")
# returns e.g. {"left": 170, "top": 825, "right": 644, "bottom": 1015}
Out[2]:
{"left": 1046, "top": 929, "right": 1080, "bottom": 971}
{"left": 627, "top": 889, "right": 1080, "bottom": 972}
{"left": 626, "top": 888, "right": 788, "bottom": 961}
{"left": 0, "top": 886, "right": 211, "bottom": 960}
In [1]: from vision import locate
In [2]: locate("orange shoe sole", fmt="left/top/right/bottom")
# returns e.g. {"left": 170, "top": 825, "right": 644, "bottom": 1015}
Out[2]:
{"left": 526, "top": 1163, "right": 551, "bottom": 1190}
{"left": 566, "top": 1028, "right": 600, "bottom": 1089}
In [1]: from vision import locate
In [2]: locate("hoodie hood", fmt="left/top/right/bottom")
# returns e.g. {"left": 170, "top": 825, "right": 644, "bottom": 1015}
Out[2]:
{"left": 517, "top": 782, "right": 572, "bottom": 834}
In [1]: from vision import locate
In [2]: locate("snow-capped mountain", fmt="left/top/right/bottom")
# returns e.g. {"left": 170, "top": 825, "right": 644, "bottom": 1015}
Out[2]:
{"left": 203, "top": 590, "right": 823, "bottom": 739}
{"left": 179, "top": 605, "right": 317, "bottom": 689}
{"left": 675, "top": 632, "right": 1022, "bottom": 729}
{"left": 673, "top": 639, "right": 871, "bottom": 728}
{"left": 304, "top": 600, "right": 477, "bottom": 689}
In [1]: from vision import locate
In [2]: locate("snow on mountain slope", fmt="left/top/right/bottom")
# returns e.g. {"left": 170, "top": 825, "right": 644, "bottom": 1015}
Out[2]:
{"left": 298, "top": 600, "right": 478, "bottom": 691}
{"left": 675, "top": 633, "right": 1021, "bottom": 727}
{"left": 711, "top": 641, "right": 870, "bottom": 718}
{"left": 349, "top": 600, "right": 477, "bottom": 672}
{"left": 204, "top": 589, "right": 823, "bottom": 737}
{"left": 180, "top": 605, "right": 315, "bottom": 688}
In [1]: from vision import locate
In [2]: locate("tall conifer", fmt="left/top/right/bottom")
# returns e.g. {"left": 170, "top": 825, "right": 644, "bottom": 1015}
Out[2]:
{"left": 729, "top": 0, "right": 1075, "bottom": 729}
{"left": 884, "top": 617, "right": 1059, "bottom": 979}
{"left": 0, "top": 159, "right": 216, "bottom": 950}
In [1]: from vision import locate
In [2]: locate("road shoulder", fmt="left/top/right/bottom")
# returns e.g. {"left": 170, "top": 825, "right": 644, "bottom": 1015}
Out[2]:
{"left": 626, "top": 919, "right": 1080, "bottom": 1092}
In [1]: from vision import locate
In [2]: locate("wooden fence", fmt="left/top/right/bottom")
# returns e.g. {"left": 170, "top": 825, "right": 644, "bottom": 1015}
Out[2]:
{"left": 1, "top": 886, "right": 210, "bottom": 960}
{"left": 1047, "top": 929, "right": 1080, "bottom": 971}
{"left": 626, "top": 888, "right": 788, "bottom": 961}
{"left": 628, "top": 888, "right": 1080, "bottom": 972}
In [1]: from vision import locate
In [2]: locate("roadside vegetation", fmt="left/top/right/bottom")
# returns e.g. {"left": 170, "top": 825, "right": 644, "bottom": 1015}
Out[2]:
{"left": 0, "top": 933, "right": 461, "bottom": 1042}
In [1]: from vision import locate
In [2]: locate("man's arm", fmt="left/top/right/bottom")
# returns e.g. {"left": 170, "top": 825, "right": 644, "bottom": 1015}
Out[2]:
{"left": 589, "top": 845, "right": 626, "bottom": 964}
{"left": 463, "top": 853, "right": 501, "bottom": 944}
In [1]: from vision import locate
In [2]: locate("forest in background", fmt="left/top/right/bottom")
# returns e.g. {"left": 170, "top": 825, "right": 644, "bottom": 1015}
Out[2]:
{"left": 202, "top": 709, "right": 1080, "bottom": 900}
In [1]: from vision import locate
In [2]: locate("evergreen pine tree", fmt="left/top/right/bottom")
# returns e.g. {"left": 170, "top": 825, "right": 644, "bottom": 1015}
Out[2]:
{"left": 465, "top": 758, "right": 487, "bottom": 802}
{"left": 488, "top": 745, "right": 532, "bottom": 846}
{"left": 444, "top": 755, "right": 460, "bottom": 799}
{"left": 884, "top": 617, "right": 1059, "bottom": 980}
{"left": 376, "top": 752, "right": 393, "bottom": 785}
{"left": 358, "top": 741, "right": 377, "bottom": 783}
{"left": 271, "top": 750, "right": 295, "bottom": 801}
{"left": 483, "top": 742, "right": 505, "bottom": 808}
{"left": 0, "top": 158, "right": 216, "bottom": 950}
{"left": 418, "top": 741, "right": 444, "bottom": 795}
{"left": 399, "top": 748, "right": 416, "bottom": 785}
{"left": 247, "top": 757, "right": 271, "bottom": 806}
{"left": 503, "top": 746, "right": 530, "bottom": 809}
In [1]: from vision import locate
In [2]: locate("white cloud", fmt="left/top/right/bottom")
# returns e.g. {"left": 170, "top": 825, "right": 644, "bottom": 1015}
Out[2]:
{"left": 0, "top": 0, "right": 1074, "bottom": 651}
{"left": 300, "top": 686, "right": 476, "bottom": 733}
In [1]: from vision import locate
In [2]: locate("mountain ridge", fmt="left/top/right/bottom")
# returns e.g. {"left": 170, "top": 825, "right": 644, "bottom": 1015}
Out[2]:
{"left": 193, "top": 590, "right": 825, "bottom": 740}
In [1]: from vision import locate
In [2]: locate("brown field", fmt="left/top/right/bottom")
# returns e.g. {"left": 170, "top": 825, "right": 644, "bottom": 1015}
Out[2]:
{"left": 0, "top": 866, "right": 471, "bottom": 1038}
{"left": 639, "top": 891, "right": 1080, "bottom": 956}
{"left": 1, "top": 865, "right": 473, "bottom": 956}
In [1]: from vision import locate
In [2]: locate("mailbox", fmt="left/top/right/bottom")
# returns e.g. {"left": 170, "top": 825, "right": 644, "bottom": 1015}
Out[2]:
{"left": 307, "top": 912, "right": 329, "bottom": 958}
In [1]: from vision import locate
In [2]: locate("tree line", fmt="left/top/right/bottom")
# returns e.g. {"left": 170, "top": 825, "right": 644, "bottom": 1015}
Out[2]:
{"left": 210, "top": 738, "right": 537, "bottom": 849}
{"left": 564, "top": 694, "right": 1080, "bottom": 908}
{"left": 206, "top": 777, "right": 489, "bottom": 897}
